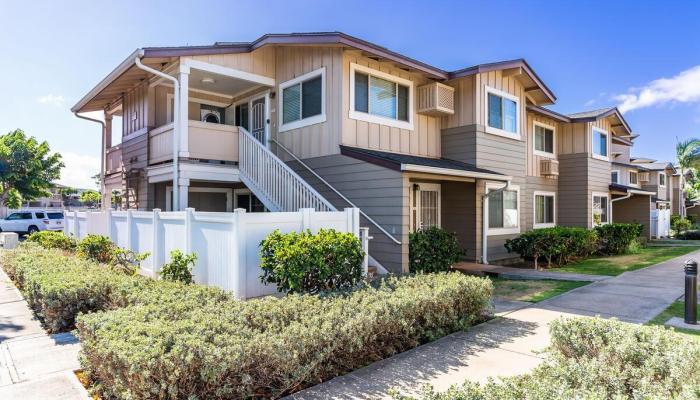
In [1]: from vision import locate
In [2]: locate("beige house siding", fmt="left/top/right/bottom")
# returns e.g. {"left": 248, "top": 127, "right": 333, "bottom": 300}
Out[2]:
{"left": 525, "top": 111, "right": 561, "bottom": 178}
{"left": 122, "top": 82, "right": 150, "bottom": 137}
{"left": 341, "top": 51, "right": 441, "bottom": 158}
{"left": 183, "top": 46, "right": 277, "bottom": 79}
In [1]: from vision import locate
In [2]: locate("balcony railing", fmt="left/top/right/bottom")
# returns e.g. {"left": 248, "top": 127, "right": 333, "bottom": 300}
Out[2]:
{"left": 149, "top": 121, "right": 239, "bottom": 164}
{"left": 105, "top": 145, "right": 122, "bottom": 174}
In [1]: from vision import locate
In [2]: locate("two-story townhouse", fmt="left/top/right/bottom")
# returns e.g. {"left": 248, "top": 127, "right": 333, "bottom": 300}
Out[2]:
{"left": 71, "top": 32, "right": 656, "bottom": 272}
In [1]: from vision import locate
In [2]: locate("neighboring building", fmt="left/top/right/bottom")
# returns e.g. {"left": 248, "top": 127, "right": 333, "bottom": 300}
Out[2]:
{"left": 21, "top": 183, "right": 88, "bottom": 208}
{"left": 72, "top": 32, "right": 669, "bottom": 272}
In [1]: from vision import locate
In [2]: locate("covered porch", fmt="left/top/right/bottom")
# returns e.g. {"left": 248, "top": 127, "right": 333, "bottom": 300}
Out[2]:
{"left": 610, "top": 183, "right": 655, "bottom": 239}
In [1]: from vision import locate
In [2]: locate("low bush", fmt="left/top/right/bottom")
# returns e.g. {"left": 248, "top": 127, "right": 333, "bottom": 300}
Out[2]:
{"left": 77, "top": 272, "right": 492, "bottom": 399}
{"left": 159, "top": 249, "right": 196, "bottom": 284}
{"left": 594, "top": 223, "right": 643, "bottom": 255}
{"left": 409, "top": 227, "right": 463, "bottom": 273}
{"left": 110, "top": 248, "right": 149, "bottom": 276}
{"left": 673, "top": 217, "right": 693, "bottom": 235}
{"left": 260, "top": 229, "right": 364, "bottom": 294}
{"left": 505, "top": 227, "right": 597, "bottom": 268}
{"left": 1, "top": 245, "right": 228, "bottom": 333}
{"left": 678, "top": 229, "right": 700, "bottom": 240}
{"left": 391, "top": 317, "right": 700, "bottom": 400}
{"left": 76, "top": 234, "right": 116, "bottom": 263}
{"left": 26, "top": 230, "right": 76, "bottom": 251}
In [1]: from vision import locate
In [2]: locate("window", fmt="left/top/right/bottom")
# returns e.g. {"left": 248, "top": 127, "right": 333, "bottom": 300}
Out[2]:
{"left": 350, "top": 63, "right": 413, "bottom": 130}
{"left": 6, "top": 213, "right": 31, "bottom": 220}
{"left": 592, "top": 128, "right": 608, "bottom": 159}
{"left": 659, "top": 173, "right": 666, "bottom": 187}
{"left": 533, "top": 122, "right": 555, "bottom": 156}
{"left": 487, "top": 184, "right": 520, "bottom": 235}
{"left": 279, "top": 67, "right": 326, "bottom": 132}
{"left": 592, "top": 193, "right": 609, "bottom": 226}
{"left": 409, "top": 183, "right": 441, "bottom": 232}
{"left": 629, "top": 170, "right": 639, "bottom": 186}
{"left": 611, "top": 170, "right": 620, "bottom": 184}
{"left": 534, "top": 192, "right": 555, "bottom": 228}
{"left": 486, "top": 86, "right": 519, "bottom": 137}
{"left": 34, "top": 212, "right": 46, "bottom": 219}
{"left": 47, "top": 212, "right": 64, "bottom": 219}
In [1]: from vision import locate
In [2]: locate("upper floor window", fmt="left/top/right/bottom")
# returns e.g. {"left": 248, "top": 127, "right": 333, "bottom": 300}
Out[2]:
{"left": 533, "top": 122, "right": 555, "bottom": 157}
{"left": 487, "top": 184, "right": 520, "bottom": 235}
{"left": 350, "top": 63, "right": 413, "bottom": 130}
{"left": 659, "top": 172, "right": 666, "bottom": 187}
{"left": 279, "top": 67, "right": 326, "bottom": 132}
{"left": 629, "top": 170, "right": 639, "bottom": 186}
{"left": 611, "top": 170, "right": 619, "bottom": 184}
{"left": 592, "top": 128, "right": 608, "bottom": 160}
{"left": 486, "top": 86, "right": 519, "bottom": 138}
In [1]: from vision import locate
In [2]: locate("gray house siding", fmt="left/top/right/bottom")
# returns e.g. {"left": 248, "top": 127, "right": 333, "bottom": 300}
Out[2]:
{"left": 612, "top": 195, "right": 651, "bottom": 238}
{"left": 122, "top": 134, "right": 150, "bottom": 210}
{"left": 288, "top": 154, "right": 408, "bottom": 273}
{"left": 441, "top": 181, "right": 477, "bottom": 260}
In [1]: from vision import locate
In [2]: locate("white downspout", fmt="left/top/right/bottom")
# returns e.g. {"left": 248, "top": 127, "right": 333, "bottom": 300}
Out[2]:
{"left": 133, "top": 52, "right": 180, "bottom": 211}
{"left": 74, "top": 113, "right": 106, "bottom": 208}
{"left": 481, "top": 180, "right": 511, "bottom": 265}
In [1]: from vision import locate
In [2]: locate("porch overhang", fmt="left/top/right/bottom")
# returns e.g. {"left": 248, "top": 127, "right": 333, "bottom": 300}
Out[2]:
{"left": 609, "top": 183, "right": 655, "bottom": 197}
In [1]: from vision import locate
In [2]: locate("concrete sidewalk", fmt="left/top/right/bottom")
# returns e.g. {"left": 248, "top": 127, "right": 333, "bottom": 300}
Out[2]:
{"left": 289, "top": 250, "right": 698, "bottom": 399}
{"left": 0, "top": 268, "right": 88, "bottom": 399}
{"left": 452, "top": 262, "right": 610, "bottom": 282}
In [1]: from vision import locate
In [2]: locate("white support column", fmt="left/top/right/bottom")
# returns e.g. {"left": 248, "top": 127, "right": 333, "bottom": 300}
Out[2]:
{"left": 102, "top": 113, "right": 112, "bottom": 210}
{"left": 178, "top": 64, "right": 190, "bottom": 158}
{"left": 185, "top": 207, "right": 194, "bottom": 254}
{"left": 232, "top": 208, "right": 247, "bottom": 299}
{"left": 126, "top": 209, "right": 133, "bottom": 251}
{"left": 178, "top": 178, "right": 190, "bottom": 211}
{"left": 152, "top": 208, "right": 161, "bottom": 276}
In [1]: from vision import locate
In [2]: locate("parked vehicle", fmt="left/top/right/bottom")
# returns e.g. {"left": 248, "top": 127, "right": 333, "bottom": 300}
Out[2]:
{"left": 0, "top": 210, "right": 64, "bottom": 235}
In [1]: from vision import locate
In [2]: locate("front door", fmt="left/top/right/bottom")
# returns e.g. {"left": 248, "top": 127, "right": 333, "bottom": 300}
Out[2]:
{"left": 410, "top": 183, "right": 441, "bottom": 232}
{"left": 250, "top": 95, "right": 267, "bottom": 145}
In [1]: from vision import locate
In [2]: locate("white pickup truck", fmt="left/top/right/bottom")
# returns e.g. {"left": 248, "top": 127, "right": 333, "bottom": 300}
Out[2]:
{"left": 0, "top": 210, "right": 64, "bottom": 235}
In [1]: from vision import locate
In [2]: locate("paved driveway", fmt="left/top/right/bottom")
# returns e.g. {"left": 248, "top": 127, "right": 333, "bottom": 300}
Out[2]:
{"left": 289, "top": 250, "right": 698, "bottom": 399}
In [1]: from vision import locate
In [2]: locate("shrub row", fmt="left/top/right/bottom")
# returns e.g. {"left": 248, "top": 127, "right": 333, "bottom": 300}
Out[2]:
{"left": 505, "top": 223, "right": 642, "bottom": 268}
{"left": 1, "top": 245, "right": 228, "bottom": 332}
{"left": 392, "top": 317, "right": 700, "bottom": 399}
{"left": 77, "top": 273, "right": 492, "bottom": 399}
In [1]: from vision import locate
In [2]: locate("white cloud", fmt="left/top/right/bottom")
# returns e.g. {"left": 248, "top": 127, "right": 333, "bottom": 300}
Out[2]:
{"left": 37, "top": 94, "right": 66, "bottom": 107}
{"left": 56, "top": 152, "right": 100, "bottom": 190}
{"left": 615, "top": 65, "right": 700, "bottom": 113}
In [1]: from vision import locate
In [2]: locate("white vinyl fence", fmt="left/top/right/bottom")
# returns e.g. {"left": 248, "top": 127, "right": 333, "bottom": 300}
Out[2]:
{"left": 64, "top": 207, "right": 364, "bottom": 299}
{"left": 651, "top": 209, "right": 671, "bottom": 238}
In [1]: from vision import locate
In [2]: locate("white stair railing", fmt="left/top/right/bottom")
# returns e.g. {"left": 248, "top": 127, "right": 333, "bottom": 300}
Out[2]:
{"left": 238, "top": 127, "right": 334, "bottom": 212}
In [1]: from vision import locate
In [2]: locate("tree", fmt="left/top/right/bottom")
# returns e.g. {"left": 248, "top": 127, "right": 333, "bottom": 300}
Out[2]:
{"left": 676, "top": 138, "right": 700, "bottom": 205}
{"left": 0, "top": 130, "right": 63, "bottom": 206}
{"left": 80, "top": 190, "right": 101, "bottom": 208}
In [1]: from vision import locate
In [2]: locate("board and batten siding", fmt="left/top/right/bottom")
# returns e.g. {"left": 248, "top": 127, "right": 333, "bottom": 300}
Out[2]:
{"left": 525, "top": 112, "right": 561, "bottom": 178}
{"left": 183, "top": 46, "right": 276, "bottom": 79}
{"left": 122, "top": 82, "right": 150, "bottom": 137}
{"left": 341, "top": 51, "right": 441, "bottom": 158}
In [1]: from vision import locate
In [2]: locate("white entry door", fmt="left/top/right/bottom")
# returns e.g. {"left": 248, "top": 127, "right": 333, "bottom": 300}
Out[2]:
{"left": 250, "top": 95, "right": 267, "bottom": 145}
{"left": 410, "top": 183, "right": 441, "bottom": 232}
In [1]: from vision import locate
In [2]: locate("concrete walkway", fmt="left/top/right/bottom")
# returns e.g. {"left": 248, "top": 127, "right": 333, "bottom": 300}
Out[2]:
{"left": 452, "top": 262, "right": 610, "bottom": 282}
{"left": 289, "top": 250, "right": 698, "bottom": 399}
{"left": 0, "top": 268, "right": 88, "bottom": 399}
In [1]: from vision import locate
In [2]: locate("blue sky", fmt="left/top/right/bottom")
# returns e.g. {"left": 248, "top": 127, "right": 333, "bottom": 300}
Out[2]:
{"left": 2, "top": 0, "right": 699, "bottom": 188}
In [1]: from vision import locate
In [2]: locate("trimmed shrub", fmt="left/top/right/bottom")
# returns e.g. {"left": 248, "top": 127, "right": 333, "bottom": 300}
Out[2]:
{"left": 595, "top": 223, "right": 643, "bottom": 255}
{"left": 1, "top": 245, "right": 228, "bottom": 333}
{"left": 159, "top": 249, "right": 196, "bottom": 284}
{"left": 678, "top": 229, "right": 700, "bottom": 240}
{"left": 77, "top": 234, "right": 116, "bottom": 263}
{"left": 77, "top": 272, "right": 492, "bottom": 399}
{"left": 410, "top": 227, "right": 463, "bottom": 273}
{"left": 673, "top": 217, "right": 693, "bottom": 235}
{"left": 505, "top": 227, "right": 597, "bottom": 268}
{"left": 391, "top": 317, "right": 700, "bottom": 400}
{"left": 260, "top": 229, "right": 364, "bottom": 294}
{"left": 26, "top": 230, "right": 76, "bottom": 251}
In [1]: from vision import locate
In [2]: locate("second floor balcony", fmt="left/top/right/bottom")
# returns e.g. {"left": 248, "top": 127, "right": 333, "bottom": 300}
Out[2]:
{"left": 149, "top": 120, "right": 240, "bottom": 164}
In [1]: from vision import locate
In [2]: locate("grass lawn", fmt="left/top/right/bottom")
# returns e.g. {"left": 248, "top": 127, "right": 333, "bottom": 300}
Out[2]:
{"left": 648, "top": 301, "right": 700, "bottom": 341}
{"left": 554, "top": 246, "right": 700, "bottom": 276}
{"left": 490, "top": 278, "right": 589, "bottom": 303}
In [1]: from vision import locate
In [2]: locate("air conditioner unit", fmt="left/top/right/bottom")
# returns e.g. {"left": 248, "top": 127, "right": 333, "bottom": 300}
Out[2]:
{"left": 639, "top": 171, "right": 650, "bottom": 182}
{"left": 540, "top": 159, "right": 559, "bottom": 176}
{"left": 417, "top": 82, "right": 455, "bottom": 116}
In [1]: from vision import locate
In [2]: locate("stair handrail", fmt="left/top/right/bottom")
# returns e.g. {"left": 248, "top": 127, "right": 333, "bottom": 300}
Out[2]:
{"left": 238, "top": 127, "right": 336, "bottom": 212}
{"left": 269, "top": 137, "right": 402, "bottom": 246}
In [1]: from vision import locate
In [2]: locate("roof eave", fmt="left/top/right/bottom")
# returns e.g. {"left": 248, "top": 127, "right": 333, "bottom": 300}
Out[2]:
{"left": 400, "top": 164, "right": 512, "bottom": 181}
{"left": 526, "top": 105, "right": 570, "bottom": 122}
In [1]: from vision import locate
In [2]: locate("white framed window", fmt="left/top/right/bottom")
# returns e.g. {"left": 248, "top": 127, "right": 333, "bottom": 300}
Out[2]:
{"left": 533, "top": 191, "right": 556, "bottom": 228}
{"left": 278, "top": 67, "right": 326, "bottom": 132}
{"left": 629, "top": 170, "right": 639, "bottom": 186}
{"left": 409, "top": 183, "right": 441, "bottom": 232}
{"left": 592, "top": 192, "right": 610, "bottom": 226}
{"left": 485, "top": 86, "right": 520, "bottom": 139}
{"left": 659, "top": 172, "right": 667, "bottom": 187}
{"left": 349, "top": 63, "right": 413, "bottom": 130}
{"left": 591, "top": 127, "right": 609, "bottom": 160}
{"left": 486, "top": 183, "right": 520, "bottom": 235}
{"left": 611, "top": 170, "right": 620, "bottom": 184}
{"left": 533, "top": 121, "right": 555, "bottom": 157}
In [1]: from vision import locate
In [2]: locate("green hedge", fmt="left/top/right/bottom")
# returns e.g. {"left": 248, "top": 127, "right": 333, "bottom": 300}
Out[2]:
{"left": 594, "top": 223, "right": 643, "bottom": 255}
{"left": 505, "top": 227, "right": 597, "bottom": 268}
{"left": 392, "top": 317, "right": 700, "bottom": 399}
{"left": 678, "top": 229, "right": 700, "bottom": 240}
{"left": 77, "top": 273, "right": 492, "bottom": 399}
{"left": 409, "top": 226, "right": 463, "bottom": 273}
{"left": 26, "top": 230, "right": 77, "bottom": 251}
{"left": 260, "top": 229, "right": 364, "bottom": 294}
{"left": 1, "top": 244, "right": 229, "bottom": 333}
